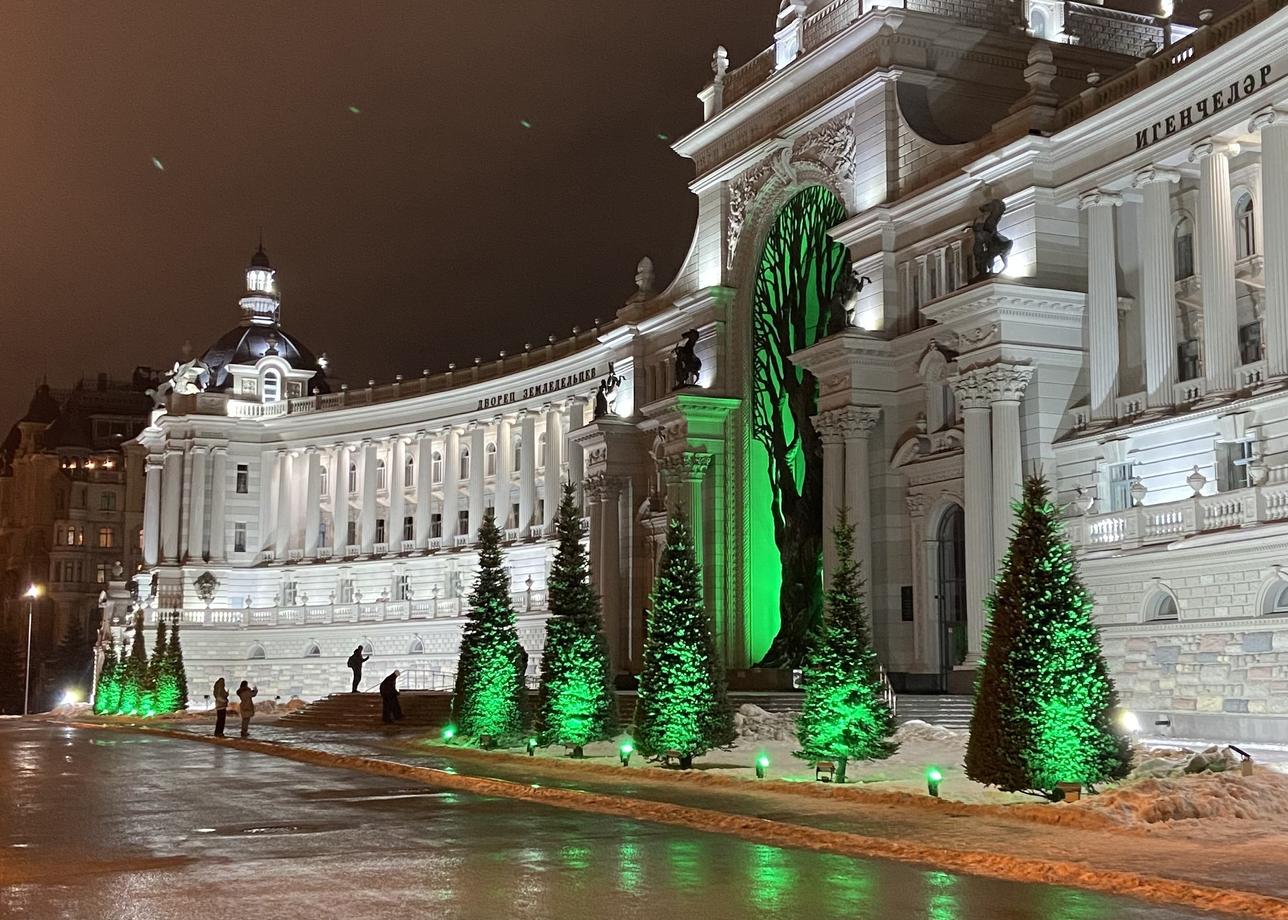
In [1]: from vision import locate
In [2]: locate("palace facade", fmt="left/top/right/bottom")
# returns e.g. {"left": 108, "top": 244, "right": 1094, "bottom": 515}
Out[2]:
{"left": 123, "top": 0, "right": 1288, "bottom": 740}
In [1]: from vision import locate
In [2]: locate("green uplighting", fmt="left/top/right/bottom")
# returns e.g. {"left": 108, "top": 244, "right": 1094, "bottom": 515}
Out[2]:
{"left": 443, "top": 725, "right": 457, "bottom": 741}
{"left": 926, "top": 766, "right": 943, "bottom": 783}
{"left": 965, "top": 476, "right": 1132, "bottom": 795}
{"left": 621, "top": 742, "right": 634, "bottom": 754}
{"left": 619, "top": 740, "right": 634, "bottom": 766}
{"left": 755, "top": 753, "right": 769, "bottom": 779}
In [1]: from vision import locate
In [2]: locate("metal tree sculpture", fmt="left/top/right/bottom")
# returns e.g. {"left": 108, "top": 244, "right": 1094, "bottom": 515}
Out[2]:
{"left": 751, "top": 186, "right": 850, "bottom": 667}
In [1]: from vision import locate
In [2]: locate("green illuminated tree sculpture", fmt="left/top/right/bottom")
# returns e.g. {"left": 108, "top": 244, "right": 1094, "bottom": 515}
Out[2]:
{"left": 117, "top": 610, "right": 149, "bottom": 714}
{"left": 93, "top": 632, "right": 121, "bottom": 715}
{"left": 537, "top": 483, "right": 618, "bottom": 755}
{"left": 795, "top": 508, "right": 896, "bottom": 782}
{"left": 147, "top": 615, "right": 169, "bottom": 705}
{"left": 453, "top": 510, "right": 526, "bottom": 742}
{"left": 752, "top": 186, "right": 851, "bottom": 668}
{"left": 635, "top": 512, "right": 734, "bottom": 768}
{"left": 965, "top": 475, "right": 1131, "bottom": 795}
{"left": 167, "top": 615, "right": 189, "bottom": 711}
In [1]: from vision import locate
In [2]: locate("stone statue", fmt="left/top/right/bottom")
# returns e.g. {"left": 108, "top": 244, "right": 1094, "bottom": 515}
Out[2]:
{"left": 145, "top": 358, "right": 207, "bottom": 412}
{"left": 824, "top": 269, "right": 871, "bottom": 331}
{"left": 970, "top": 198, "right": 1013, "bottom": 280}
{"left": 673, "top": 330, "right": 702, "bottom": 389}
{"left": 634, "top": 257, "right": 655, "bottom": 297}
{"left": 594, "top": 363, "right": 622, "bottom": 419}
{"left": 194, "top": 570, "right": 219, "bottom": 606}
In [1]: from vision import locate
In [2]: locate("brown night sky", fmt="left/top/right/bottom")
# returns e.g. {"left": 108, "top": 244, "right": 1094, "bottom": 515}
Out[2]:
{"left": 0, "top": 2, "right": 774, "bottom": 424}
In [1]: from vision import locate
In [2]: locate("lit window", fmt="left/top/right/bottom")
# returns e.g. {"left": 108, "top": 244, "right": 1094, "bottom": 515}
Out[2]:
{"left": 1235, "top": 194, "right": 1256, "bottom": 259}
{"left": 485, "top": 442, "right": 497, "bottom": 476}
{"left": 404, "top": 455, "right": 415, "bottom": 488}
{"left": 96, "top": 563, "right": 111, "bottom": 584}
{"left": 431, "top": 451, "right": 443, "bottom": 484}
{"left": 262, "top": 369, "right": 281, "bottom": 403}
{"left": 97, "top": 527, "right": 115, "bottom": 548}
{"left": 376, "top": 459, "right": 387, "bottom": 491}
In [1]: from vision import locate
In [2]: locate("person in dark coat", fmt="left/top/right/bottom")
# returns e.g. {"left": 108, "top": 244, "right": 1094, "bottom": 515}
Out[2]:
{"left": 236, "top": 681, "right": 257, "bottom": 738}
{"left": 213, "top": 677, "right": 229, "bottom": 737}
{"left": 379, "top": 670, "right": 403, "bottom": 724}
{"left": 347, "top": 646, "right": 370, "bottom": 693}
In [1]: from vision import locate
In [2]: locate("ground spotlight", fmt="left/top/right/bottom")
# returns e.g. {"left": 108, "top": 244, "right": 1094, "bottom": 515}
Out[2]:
{"left": 619, "top": 741, "right": 634, "bottom": 766}
{"left": 755, "top": 754, "right": 769, "bottom": 779}
{"left": 442, "top": 725, "right": 456, "bottom": 742}
{"left": 526, "top": 737, "right": 538, "bottom": 756}
{"left": 926, "top": 766, "right": 943, "bottom": 797}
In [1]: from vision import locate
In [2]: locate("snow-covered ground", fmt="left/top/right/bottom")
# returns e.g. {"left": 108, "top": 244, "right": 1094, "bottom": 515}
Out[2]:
{"left": 44, "top": 696, "right": 305, "bottom": 723}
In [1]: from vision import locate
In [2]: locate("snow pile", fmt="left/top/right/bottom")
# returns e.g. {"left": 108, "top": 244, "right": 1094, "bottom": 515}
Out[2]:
{"left": 732, "top": 704, "right": 797, "bottom": 743}
{"left": 47, "top": 701, "right": 93, "bottom": 719}
{"left": 1080, "top": 771, "right": 1288, "bottom": 825}
{"left": 892, "top": 719, "right": 964, "bottom": 746}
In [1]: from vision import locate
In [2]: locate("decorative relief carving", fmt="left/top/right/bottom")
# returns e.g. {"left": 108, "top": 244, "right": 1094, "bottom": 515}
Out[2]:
{"left": 793, "top": 111, "right": 856, "bottom": 186}
{"left": 949, "top": 363, "right": 1034, "bottom": 407}
{"left": 905, "top": 492, "right": 928, "bottom": 518}
{"left": 959, "top": 322, "right": 1000, "bottom": 349}
{"left": 661, "top": 451, "right": 713, "bottom": 483}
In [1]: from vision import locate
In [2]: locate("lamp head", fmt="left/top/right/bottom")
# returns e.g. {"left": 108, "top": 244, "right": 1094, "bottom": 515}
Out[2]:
{"left": 24, "top": 585, "right": 41, "bottom": 599}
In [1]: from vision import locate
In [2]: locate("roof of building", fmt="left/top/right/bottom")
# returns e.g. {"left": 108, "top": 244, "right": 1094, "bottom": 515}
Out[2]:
{"left": 199, "top": 322, "right": 330, "bottom": 393}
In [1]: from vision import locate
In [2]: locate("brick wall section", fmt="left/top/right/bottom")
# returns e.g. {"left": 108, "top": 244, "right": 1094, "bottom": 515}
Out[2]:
{"left": 1064, "top": 5, "right": 1163, "bottom": 58}
{"left": 906, "top": 0, "right": 1017, "bottom": 31}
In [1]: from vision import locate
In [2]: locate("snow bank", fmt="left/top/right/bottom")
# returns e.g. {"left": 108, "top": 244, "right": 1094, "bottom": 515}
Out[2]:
{"left": 731, "top": 704, "right": 796, "bottom": 743}
{"left": 1080, "top": 772, "right": 1288, "bottom": 825}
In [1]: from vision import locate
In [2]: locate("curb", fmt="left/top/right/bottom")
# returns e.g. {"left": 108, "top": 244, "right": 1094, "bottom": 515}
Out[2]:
{"left": 65, "top": 720, "right": 1288, "bottom": 919}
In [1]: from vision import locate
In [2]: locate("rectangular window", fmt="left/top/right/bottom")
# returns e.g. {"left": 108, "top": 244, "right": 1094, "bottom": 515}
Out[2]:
{"left": 485, "top": 504, "right": 495, "bottom": 526}
{"left": 75, "top": 526, "right": 84, "bottom": 546}
{"left": 100, "top": 492, "right": 116, "bottom": 511}
{"left": 511, "top": 502, "right": 521, "bottom": 529}
{"left": 346, "top": 521, "right": 358, "bottom": 548}
{"left": 430, "top": 513, "right": 442, "bottom": 539}
{"left": 318, "top": 522, "right": 328, "bottom": 548}
{"left": 1107, "top": 463, "right": 1134, "bottom": 512}
{"left": 234, "top": 522, "right": 247, "bottom": 553}
{"left": 536, "top": 499, "right": 545, "bottom": 525}
{"left": 236, "top": 464, "right": 249, "bottom": 494}
{"left": 375, "top": 518, "right": 387, "bottom": 544}
{"left": 394, "top": 572, "right": 411, "bottom": 601}
{"left": 458, "top": 509, "right": 470, "bottom": 536}
{"left": 1178, "top": 338, "right": 1201, "bottom": 382}
{"left": 404, "top": 459, "right": 415, "bottom": 489}
{"left": 1240, "top": 322, "right": 1263, "bottom": 365}
{"left": 1217, "top": 440, "right": 1255, "bottom": 492}
{"left": 403, "top": 515, "right": 414, "bottom": 542}
{"left": 97, "top": 527, "right": 115, "bottom": 548}
{"left": 282, "top": 580, "right": 297, "bottom": 606}
{"left": 53, "top": 561, "right": 62, "bottom": 583}
{"left": 96, "top": 563, "right": 111, "bottom": 585}
{"left": 338, "top": 577, "right": 354, "bottom": 604}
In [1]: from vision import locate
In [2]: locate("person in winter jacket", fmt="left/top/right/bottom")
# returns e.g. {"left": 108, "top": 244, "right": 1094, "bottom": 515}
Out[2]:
{"left": 213, "top": 678, "right": 229, "bottom": 737}
{"left": 379, "top": 670, "right": 402, "bottom": 724}
{"left": 236, "top": 681, "right": 258, "bottom": 737}
{"left": 347, "top": 646, "right": 370, "bottom": 693}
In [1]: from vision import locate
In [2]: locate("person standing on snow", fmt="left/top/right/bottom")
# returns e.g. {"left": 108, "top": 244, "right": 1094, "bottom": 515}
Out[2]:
{"left": 379, "top": 670, "right": 402, "bottom": 724}
{"left": 213, "top": 678, "right": 229, "bottom": 737}
{"left": 236, "top": 680, "right": 258, "bottom": 738}
{"left": 347, "top": 646, "right": 370, "bottom": 693}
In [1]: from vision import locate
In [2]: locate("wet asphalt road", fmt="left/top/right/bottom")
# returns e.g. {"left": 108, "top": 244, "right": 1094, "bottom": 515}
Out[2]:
{"left": 0, "top": 721, "right": 1240, "bottom": 919}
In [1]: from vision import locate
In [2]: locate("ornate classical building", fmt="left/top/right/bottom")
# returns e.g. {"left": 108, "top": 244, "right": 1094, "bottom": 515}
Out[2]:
{"left": 130, "top": 0, "right": 1288, "bottom": 741}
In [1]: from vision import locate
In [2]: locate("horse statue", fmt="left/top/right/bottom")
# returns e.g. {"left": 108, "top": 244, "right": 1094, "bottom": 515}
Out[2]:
{"left": 970, "top": 198, "right": 1012, "bottom": 280}
{"left": 673, "top": 330, "right": 702, "bottom": 389}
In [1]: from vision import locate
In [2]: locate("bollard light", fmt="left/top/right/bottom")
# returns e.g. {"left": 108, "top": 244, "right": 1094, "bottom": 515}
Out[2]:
{"left": 926, "top": 766, "right": 943, "bottom": 797}
{"left": 442, "top": 725, "right": 456, "bottom": 742}
{"left": 526, "top": 737, "right": 538, "bottom": 757}
{"left": 619, "top": 741, "right": 634, "bottom": 766}
{"left": 755, "top": 754, "right": 769, "bottom": 779}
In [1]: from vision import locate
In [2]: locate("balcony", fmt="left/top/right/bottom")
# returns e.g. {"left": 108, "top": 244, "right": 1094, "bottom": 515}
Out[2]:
{"left": 1066, "top": 480, "right": 1288, "bottom": 551}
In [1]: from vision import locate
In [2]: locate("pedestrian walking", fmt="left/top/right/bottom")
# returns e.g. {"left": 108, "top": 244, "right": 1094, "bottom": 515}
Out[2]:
{"left": 236, "top": 680, "right": 258, "bottom": 737}
{"left": 347, "top": 646, "right": 370, "bottom": 693}
{"left": 213, "top": 677, "right": 229, "bottom": 737}
{"left": 379, "top": 670, "right": 403, "bottom": 724}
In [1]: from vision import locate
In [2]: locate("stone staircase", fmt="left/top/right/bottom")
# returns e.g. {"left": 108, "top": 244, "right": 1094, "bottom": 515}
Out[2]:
{"left": 893, "top": 694, "right": 974, "bottom": 730}
{"left": 277, "top": 691, "right": 455, "bottom": 730}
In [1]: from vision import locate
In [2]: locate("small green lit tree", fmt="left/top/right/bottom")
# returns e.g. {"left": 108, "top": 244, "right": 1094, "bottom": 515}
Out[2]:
{"left": 167, "top": 614, "right": 189, "bottom": 712}
{"left": 965, "top": 475, "right": 1132, "bottom": 796}
{"left": 117, "top": 610, "right": 149, "bottom": 714}
{"left": 452, "top": 510, "right": 526, "bottom": 742}
{"left": 635, "top": 511, "right": 734, "bottom": 768}
{"left": 537, "top": 483, "right": 618, "bottom": 755}
{"left": 795, "top": 508, "right": 896, "bottom": 782}
{"left": 93, "top": 632, "right": 121, "bottom": 715}
{"left": 147, "top": 615, "right": 169, "bottom": 705}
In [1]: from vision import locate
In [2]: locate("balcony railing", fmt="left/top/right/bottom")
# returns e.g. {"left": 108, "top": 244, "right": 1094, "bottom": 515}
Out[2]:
{"left": 1066, "top": 479, "right": 1288, "bottom": 550}
{"left": 143, "top": 589, "right": 550, "bottom": 629}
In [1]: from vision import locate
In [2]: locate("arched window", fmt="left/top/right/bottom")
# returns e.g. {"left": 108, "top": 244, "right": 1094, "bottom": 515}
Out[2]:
{"left": 247, "top": 643, "right": 266, "bottom": 660}
{"left": 348, "top": 462, "right": 358, "bottom": 494}
{"left": 538, "top": 433, "right": 548, "bottom": 469}
{"left": 304, "top": 642, "right": 321, "bottom": 658}
{"left": 376, "top": 459, "right": 387, "bottom": 491}
{"left": 459, "top": 446, "right": 471, "bottom": 481}
{"left": 485, "top": 442, "right": 498, "bottom": 476}
{"left": 404, "top": 455, "right": 415, "bottom": 488}
{"left": 1174, "top": 216, "right": 1195, "bottom": 280}
{"left": 1235, "top": 193, "right": 1256, "bottom": 259}
{"left": 319, "top": 464, "right": 329, "bottom": 497}
{"left": 1264, "top": 580, "right": 1288, "bottom": 615}
{"left": 1029, "top": 8, "right": 1049, "bottom": 38}
{"left": 361, "top": 641, "right": 374, "bottom": 656}
{"left": 431, "top": 451, "right": 443, "bottom": 483}
{"left": 512, "top": 436, "right": 522, "bottom": 472}
{"left": 1144, "top": 590, "right": 1180, "bottom": 623}
{"left": 409, "top": 637, "right": 425, "bottom": 655}
{"left": 262, "top": 369, "right": 281, "bottom": 403}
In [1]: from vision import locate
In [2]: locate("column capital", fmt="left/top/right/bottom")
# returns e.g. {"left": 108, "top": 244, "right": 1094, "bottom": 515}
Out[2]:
{"left": 814, "top": 406, "right": 881, "bottom": 441}
{"left": 948, "top": 366, "right": 994, "bottom": 410}
{"left": 1249, "top": 106, "right": 1288, "bottom": 133}
{"left": 1189, "top": 137, "right": 1231, "bottom": 162}
{"left": 585, "top": 472, "right": 625, "bottom": 502}
{"left": 146, "top": 456, "right": 165, "bottom": 473}
{"left": 163, "top": 446, "right": 184, "bottom": 458}
{"left": 985, "top": 363, "right": 1035, "bottom": 403}
{"left": 275, "top": 447, "right": 288, "bottom": 458}
{"left": 210, "top": 445, "right": 229, "bottom": 456}
{"left": 1078, "top": 190, "right": 1123, "bottom": 210}
{"left": 304, "top": 445, "right": 319, "bottom": 455}
{"left": 1132, "top": 166, "right": 1182, "bottom": 188}
{"left": 415, "top": 429, "right": 430, "bottom": 440}
{"left": 661, "top": 451, "right": 712, "bottom": 483}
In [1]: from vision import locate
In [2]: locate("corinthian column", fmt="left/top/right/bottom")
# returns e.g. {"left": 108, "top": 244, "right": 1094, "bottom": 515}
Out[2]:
{"left": 414, "top": 432, "right": 432, "bottom": 549}
{"left": 160, "top": 448, "right": 183, "bottom": 563}
{"left": 208, "top": 447, "right": 227, "bottom": 562}
{"left": 359, "top": 440, "right": 377, "bottom": 553}
{"left": 988, "top": 364, "right": 1034, "bottom": 567}
{"left": 1133, "top": 167, "right": 1182, "bottom": 410}
{"left": 186, "top": 446, "right": 207, "bottom": 562}
{"left": 468, "top": 423, "right": 485, "bottom": 539}
{"left": 1080, "top": 191, "right": 1123, "bottom": 422}
{"left": 442, "top": 428, "right": 460, "bottom": 540}
{"left": 333, "top": 444, "right": 351, "bottom": 552}
{"left": 1191, "top": 139, "right": 1240, "bottom": 394}
{"left": 543, "top": 404, "right": 562, "bottom": 530}
{"left": 949, "top": 369, "right": 994, "bottom": 664}
{"left": 841, "top": 406, "right": 880, "bottom": 605}
{"left": 388, "top": 437, "right": 405, "bottom": 552}
{"left": 1252, "top": 109, "right": 1288, "bottom": 380}
{"left": 518, "top": 412, "right": 536, "bottom": 535}
{"left": 143, "top": 455, "right": 163, "bottom": 567}
{"left": 814, "top": 420, "right": 845, "bottom": 584}
{"left": 304, "top": 447, "right": 322, "bottom": 557}
{"left": 274, "top": 450, "right": 292, "bottom": 557}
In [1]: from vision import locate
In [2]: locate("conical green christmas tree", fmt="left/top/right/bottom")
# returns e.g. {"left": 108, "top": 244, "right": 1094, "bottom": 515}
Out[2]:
{"left": 93, "top": 632, "right": 121, "bottom": 715}
{"left": 795, "top": 508, "right": 896, "bottom": 782}
{"left": 167, "top": 614, "right": 189, "bottom": 711}
{"left": 635, "top": 511, "right": 734, "bottom": 767}
{"left": 452, "top": 509, "right": 526, "bottom": 743}
{"left": 147, "top": 615, "right": 169, "bottom": 706}
{"left": 117, "top": 611, "right": 149, "bottom": 714}
{"left": 537, "top": 483, "right": 618, "bottom": 755}
{"left": 965, "top": 475, "right": 1132, "bottom": 795}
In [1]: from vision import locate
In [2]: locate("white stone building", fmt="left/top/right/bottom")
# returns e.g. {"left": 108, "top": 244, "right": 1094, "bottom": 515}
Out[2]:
{"left": 130, "top": 0, "right": 1288, "bottom": 740}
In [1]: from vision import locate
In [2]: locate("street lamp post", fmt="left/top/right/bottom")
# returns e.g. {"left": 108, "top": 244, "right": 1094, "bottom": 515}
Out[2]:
{"left": 23, "top": 584, "right": 41, "bottom": 716}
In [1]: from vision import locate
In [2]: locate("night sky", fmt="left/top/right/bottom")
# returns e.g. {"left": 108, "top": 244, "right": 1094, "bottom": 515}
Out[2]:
{"left": 0, "top": 2, "right": 773, "bottom": 425}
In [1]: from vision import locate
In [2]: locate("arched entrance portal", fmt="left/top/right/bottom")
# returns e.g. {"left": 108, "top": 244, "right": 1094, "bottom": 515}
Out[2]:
{"left": 935, "top": 504, "right": 967, "bottom": 687}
